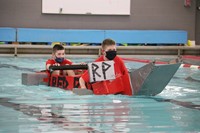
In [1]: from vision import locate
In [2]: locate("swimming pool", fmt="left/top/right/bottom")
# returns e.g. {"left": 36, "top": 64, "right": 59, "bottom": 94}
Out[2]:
{"left": 0, "top": 57, "right": 199, "bottom": 133}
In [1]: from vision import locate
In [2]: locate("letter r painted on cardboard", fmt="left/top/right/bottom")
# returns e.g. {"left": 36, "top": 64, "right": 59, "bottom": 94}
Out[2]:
{"left": 88, "top": 61, "right": 115, "bottom": 83}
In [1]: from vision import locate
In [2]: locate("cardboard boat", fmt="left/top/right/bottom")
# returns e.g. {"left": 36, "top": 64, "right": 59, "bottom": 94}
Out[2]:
{"left": 22, "top": 62, "right": 181, "bottom": 96}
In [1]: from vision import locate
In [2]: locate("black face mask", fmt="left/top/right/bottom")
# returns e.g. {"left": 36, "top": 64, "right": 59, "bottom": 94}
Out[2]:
{"left": 106, "top": 50, "right": 117, "bottom": 60}
{"left": 55, "top": 57, "right": 64, "bottom": 63}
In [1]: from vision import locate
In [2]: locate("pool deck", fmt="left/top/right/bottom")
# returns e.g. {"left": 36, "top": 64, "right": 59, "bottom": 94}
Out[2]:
{"left": 0, "top": 45, "right": 199, "bottom": 57}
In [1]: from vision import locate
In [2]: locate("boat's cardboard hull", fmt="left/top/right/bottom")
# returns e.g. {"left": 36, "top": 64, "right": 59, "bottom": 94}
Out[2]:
{"left": 22, "top": 63, "right": 181, "bottom": 96}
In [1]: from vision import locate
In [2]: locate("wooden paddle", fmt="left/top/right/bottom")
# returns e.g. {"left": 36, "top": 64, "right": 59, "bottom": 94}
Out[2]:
{"left": 49, "top": 64, "right": 88, "bottom": 72}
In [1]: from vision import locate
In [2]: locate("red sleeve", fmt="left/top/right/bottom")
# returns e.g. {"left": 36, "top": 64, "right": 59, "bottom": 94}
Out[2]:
{"left": 117, "top": 56, "right": 128, "bottom": 75}
{"left": 45, "top": 59, "right": 54, "bottom": 72}
{"left": 46, "top": 59, "right": 55, "bottom": 66}
{"left": 81, "top": 70, "right": 90, "bottom": 83}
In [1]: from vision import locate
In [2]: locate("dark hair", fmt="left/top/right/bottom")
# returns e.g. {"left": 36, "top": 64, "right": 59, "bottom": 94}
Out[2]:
{"left": 102, "top": 38, "right": 116, "bottom": 50}
{"left": 52, "top": 44, "right": 64, "bottom": 53}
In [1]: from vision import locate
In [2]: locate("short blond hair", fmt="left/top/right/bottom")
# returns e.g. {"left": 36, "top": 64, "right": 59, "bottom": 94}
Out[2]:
{"left": 101, "top": 38, "right": 116, "bottom": 50}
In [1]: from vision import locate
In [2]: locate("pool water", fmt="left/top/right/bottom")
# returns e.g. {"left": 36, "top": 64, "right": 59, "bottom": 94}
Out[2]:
{"left": 0, "top": 57, "right": 199, "bottom": 133}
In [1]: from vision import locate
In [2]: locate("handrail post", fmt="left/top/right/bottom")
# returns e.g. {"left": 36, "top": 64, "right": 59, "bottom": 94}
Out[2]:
{"left": 14, "top": 45, "right": 17, "bottom": 56}
{"left": 98, "top": 48, "right": 101, "bottom": 57}
{"left": 178, "top": 49, "right": 181, "bottom": 56}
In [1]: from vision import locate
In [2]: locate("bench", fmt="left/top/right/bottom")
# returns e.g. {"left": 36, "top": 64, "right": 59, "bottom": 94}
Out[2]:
{"left": 105, "top": 30, "right": 187, "bottom": 44}
{"left": 0, "top": 27, "right": 188, "bottom": 45}
{"left": 0, "top": 27, "right": 16, "bottom": 42}
{"left": 17, "top": 28, "right": 104, "bottom": 43}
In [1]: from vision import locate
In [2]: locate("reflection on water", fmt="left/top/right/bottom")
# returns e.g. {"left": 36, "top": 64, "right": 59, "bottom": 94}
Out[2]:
{"left": 1, "top": 94, "right": 200, "bottom": 133}
{"left": 0, "top": 57, "right": 200, "bottom": 133}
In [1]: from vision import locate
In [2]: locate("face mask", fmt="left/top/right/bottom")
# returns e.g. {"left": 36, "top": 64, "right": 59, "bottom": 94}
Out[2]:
{"left": 55, "top": 57, "right": 64, "bottom": 63}
{"left": 105, "top": 50, "right": 117, "bottom": 60}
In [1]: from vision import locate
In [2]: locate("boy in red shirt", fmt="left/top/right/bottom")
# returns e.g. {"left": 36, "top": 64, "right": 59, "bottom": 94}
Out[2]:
{"left": 46, "top": 44, "right": 75, "bottom": 76}
{"left": 79, "top": 39, "right": 131, "bottom": 95}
